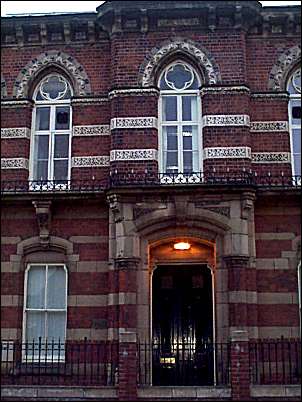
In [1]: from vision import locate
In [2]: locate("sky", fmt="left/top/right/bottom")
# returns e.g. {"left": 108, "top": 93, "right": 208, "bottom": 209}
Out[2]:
{"left": 1, "top": 1, "right": 301, "bottom": 17}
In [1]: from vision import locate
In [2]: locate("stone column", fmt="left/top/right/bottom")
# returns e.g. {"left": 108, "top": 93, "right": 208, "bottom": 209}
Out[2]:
{"left": 115, "top": 257, "right": 139, "bottom": 401}
{"left": 230, "top": 330, "right": 250, "bottom": 401}
{"left": 225, "top": 255, "right": 251, "bottom": 329}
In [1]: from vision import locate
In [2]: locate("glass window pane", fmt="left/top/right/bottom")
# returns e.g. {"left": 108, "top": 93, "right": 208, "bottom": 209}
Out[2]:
{"left": 162, "top": 97, "right": 177, "bottom": 121}
{"left": 53, "top": 160, "right": 69, "bottom": 181}
{"left": 35, "top": 108, "right": 50, "bottom": 131}
{"left": 183, "top": 151, "right": 193, "bottom": 173}
{"left": 47, "top": 312, "right": 66, "bottom": 343}
{"left": 26, "top": 311, "right": 45, "bottom": 342}
{"left": 191, "top": 126, "right": 199, "bottom": 151}
{"left": 292, "top": 129, "right": 301, "bottom": 154}
{"left": 294, "top": 155, "right": 301, "bottom": 176}
{"left": 54, "top": 135, "right": 69, "bottom": 158}
{"left": 34, "top": 135, "right": 49, "bottom": 160}
{"left": 192, "top": 150, "right": 199, "bottom": 171}
{"left": 182, "top": 96, "right": 197, "bottom": 121}
{"left": 27, "top": 266, "right": 46, "bottom": 309}
{"left": 41, "top": 76, "right": 68, "bottom": 100}
{"left": 292, "top": 106, "right": 301, "bottom": 120}
{"left": 55, "top": 106, "right": 70, "bottom": 130}
{"left": 47, "top": 266, "right": 66, "bottom": 309}
{"left": 34, "top": 160, "right": 48, "bottom": 181}
{"left": 183, "top": 136, "right": 192, "bottom": 151}
{"left": 167, "top": 135, "right": 177, "bottom": 151}
{"left": 166, "top": 152, "right": 178, "bottom": 168}
{"left": 165, "top": 64, "right": 194, "bottom": 90}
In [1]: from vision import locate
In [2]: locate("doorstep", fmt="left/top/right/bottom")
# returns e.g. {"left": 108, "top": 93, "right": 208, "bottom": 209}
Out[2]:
{"left": 251, "top": 385, "right": 301, "bottom": 398}
{"left": 137, "top": 386, "right": 231, "bottom": 399}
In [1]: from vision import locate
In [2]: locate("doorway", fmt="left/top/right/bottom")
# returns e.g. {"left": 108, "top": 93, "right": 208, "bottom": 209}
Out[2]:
{"left": 152, "top": 265, "right": 214, "bottom": 385}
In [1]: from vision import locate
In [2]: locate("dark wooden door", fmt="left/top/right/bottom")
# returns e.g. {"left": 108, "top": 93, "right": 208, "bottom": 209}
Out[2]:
{"left": 152, "top": 265, "right": 214, "bottom": 385}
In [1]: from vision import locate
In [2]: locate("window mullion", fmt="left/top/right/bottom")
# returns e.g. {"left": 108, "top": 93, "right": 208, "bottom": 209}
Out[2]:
{"left": 178, "top": 95, "right": 183, "bottom": 173}
{"left": 49, "top": 106, "right": 55, "bottom": 181}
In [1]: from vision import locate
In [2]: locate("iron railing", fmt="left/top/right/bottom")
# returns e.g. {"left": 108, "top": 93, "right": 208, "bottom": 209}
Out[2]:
{"left": 109, "top": 172, "right": 301, "bottom": 187}
{"left": 1, "top": 174, "right": 301, "bottom": 194}
{"left": 138, "top": 340, "right": 230, "bottom": 386}
{"left": 1, "top": 339, "right": 118, "bottom": 386}
{"left": 2, "top": 339, "right": 301, "bottom": 387}
{"left": 0, "top": 180, "right": 106, "bottom": 194}
{"left": 249, "top": 339, "right": 301, "bottom": 385}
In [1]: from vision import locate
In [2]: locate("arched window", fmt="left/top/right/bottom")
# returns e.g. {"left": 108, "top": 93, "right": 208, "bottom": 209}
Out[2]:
{"left": 30, "top": 74, "right": 72, "bottom": 183}
{"left": 23, "top": 264, "right": 67, "bottom": 360}
{"left": 158, "top": 62, "right": 202, "bottom": 176}
{"left": 287, "top": 68, "right": 301, "bottom": 178}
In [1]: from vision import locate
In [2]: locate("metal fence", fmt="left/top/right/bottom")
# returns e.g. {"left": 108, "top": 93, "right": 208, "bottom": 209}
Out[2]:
{"left": 138, "top": 340, "right": 230, "bottom": 386}
{"left": 1, "top": 339, "right": 118, "bottom": 386}
{"left": 249, "top": 339, "right": 301, "bottom": 385}
{"left": 2, "top": 339, "right": 301, "bottom": 387}
{"left": 1, "top": 174, "right": 301, "bottom": 194}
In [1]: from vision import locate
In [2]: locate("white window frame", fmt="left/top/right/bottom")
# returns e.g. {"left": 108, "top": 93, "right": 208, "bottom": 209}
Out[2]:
{"left": 22, "top": 263, "right": 68, "bottom": 362}
{"left": 29, "top": 74, "right": 72, "bottom": 188}
{"left": 158, "top": 61, "right": 203, "bottom": 180}
{"left": 287, "top": 68, "right": 301, "bottom": 179}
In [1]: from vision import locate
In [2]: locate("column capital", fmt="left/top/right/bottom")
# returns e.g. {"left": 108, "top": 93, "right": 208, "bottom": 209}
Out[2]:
{"left": 222, "top": 255, "right": 250, "bottom": 265}
{"left": 114, "top": 257, "right": 140, "bottom": 270}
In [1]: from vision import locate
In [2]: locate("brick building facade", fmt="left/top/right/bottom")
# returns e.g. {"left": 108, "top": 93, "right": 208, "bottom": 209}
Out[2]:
{"left": 1, "top": 1, "right": 301, "bottom": 401}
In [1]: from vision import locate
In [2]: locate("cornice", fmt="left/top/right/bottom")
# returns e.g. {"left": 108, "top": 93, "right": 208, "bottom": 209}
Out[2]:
{"left": 1, "top": 14, "right": 107, "bottom": 47}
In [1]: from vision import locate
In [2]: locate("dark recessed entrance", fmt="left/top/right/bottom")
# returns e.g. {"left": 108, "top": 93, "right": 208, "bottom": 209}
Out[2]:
{"left": 152, "top": 265, "right": 214, "bottom": 386}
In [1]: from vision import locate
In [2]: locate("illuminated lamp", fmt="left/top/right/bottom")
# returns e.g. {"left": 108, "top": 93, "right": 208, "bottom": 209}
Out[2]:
{"left": 173, "top": 242, "right": 191, "bottom": 250}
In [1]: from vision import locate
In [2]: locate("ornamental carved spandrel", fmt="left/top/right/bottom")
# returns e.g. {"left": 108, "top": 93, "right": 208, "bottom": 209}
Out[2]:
{"left": 13, "top": 50, "right": 92, "bottom": 98}
{"left": 268, "top": 45, "right": 301, "bottom": 91}
{"left": 203, "top": 114, "right": 250, "bottom": 127}
{"left": 71, "top": 156, "right": 110, "bottom": 167}
{"left": 203, "top": 147, "right": 251, "bottom": 160}
{"left": 1, "top": 158, "right": 29, "bottom": 170}
{"left": 140, "top": 39, "right": 220, "bottom": 87}
{"left": 194, "top": 200, "right": 230, "bottom": 218}
{"left": 110, "top": 117, "right": 158, "bottom": 130}
{"left": 110, "top": 149, "right": 158, "bottom": 162}
{"left": 250, "top": 121, "right": 289, "bottom": 132}
{"left": 133, "top": 203, "right": 167, "bottom": 220}
{"left": 1, "top": 128, "right": 31, "bottom": 139}
{"left": 72, "top": 125, "right": 110, "bottom": 136}
{"left": 251, "top": 152, "right": 291, "bottom": 163}
{"left": 32, "top": 201, "right": 52, "bottom": 247}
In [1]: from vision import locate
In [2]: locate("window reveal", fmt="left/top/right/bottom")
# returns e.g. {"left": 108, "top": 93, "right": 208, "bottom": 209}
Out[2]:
{"left": 23, "top": 264, "right": 67, "bottom": 360}
{"left": 287, "top": 69, "right": 301, "bottom": 177}
{"left": 158, "top": 62, "right": 202, "bottom": 175}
